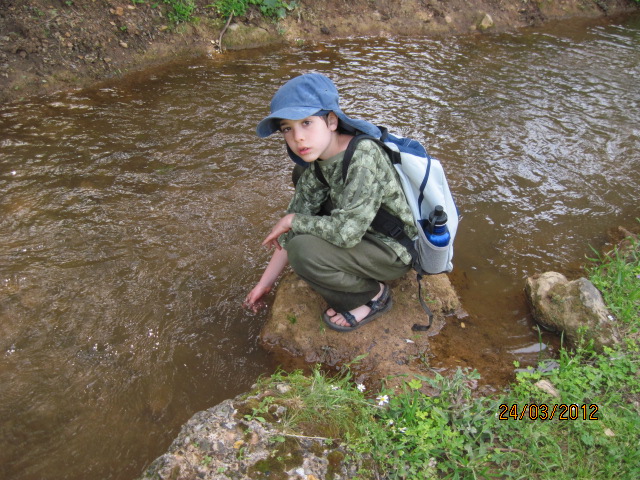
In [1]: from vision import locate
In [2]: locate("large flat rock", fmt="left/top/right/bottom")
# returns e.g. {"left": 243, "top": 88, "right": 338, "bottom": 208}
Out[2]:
{"left": 260, "top": 270, "right": 464, "bottom": 389}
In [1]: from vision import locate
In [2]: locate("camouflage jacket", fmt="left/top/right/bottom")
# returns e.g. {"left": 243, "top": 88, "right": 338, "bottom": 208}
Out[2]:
{"left": 282, "top": 138, "right": 417, "bottom": 265}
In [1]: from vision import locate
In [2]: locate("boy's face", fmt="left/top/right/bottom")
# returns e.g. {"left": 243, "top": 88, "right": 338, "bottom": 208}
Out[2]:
{"left": 279, "top": 113, "right": 339, "bottom": 162}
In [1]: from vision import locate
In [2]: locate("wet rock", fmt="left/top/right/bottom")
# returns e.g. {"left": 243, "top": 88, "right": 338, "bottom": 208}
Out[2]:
{"left": 477, "top": 13, "right": 494, "bottom": 31}
{"left": 260, "top": 270, "right": 463, "bottom": 388}
{"left": 525, "top": 271, "right": 621, "bottom": 351}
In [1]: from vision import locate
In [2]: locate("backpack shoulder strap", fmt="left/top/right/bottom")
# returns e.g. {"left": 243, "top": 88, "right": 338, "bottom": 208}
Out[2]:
{"left": 340, "top": 134, "right": 402, "bottom": 181}
{"left": 339, "top": 135, "right": 419, "bottom": 262}
{"left": 313, "top": 161, "right": 329, "bottom": 187}
{"left": 313, "top": 134, "right": 375, "bottom": 186}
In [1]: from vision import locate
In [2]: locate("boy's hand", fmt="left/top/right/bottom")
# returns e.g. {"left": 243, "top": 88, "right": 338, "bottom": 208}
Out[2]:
{"left": 243, "top": 284, "right": 271, "bottom": 312}
{"left": 262, "top": 213, "right": 295, "bottom": 250}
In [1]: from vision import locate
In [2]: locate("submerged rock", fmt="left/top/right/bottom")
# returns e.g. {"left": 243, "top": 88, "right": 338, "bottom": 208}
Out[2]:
{"left": 525, "top": 272, "right": 621, "bottom": 351}
{"left": 260, "top": 270, "right": 465, "bottom": 389}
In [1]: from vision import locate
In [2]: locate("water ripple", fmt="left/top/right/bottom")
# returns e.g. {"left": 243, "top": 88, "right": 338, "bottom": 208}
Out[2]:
{"left": 1, "top": 15, "right": 639, "bottom": 480}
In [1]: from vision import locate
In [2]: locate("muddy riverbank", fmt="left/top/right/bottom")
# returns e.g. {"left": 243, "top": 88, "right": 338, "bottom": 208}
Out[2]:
{"left": 1, "top": 0, "right": 638, "bottom": 104}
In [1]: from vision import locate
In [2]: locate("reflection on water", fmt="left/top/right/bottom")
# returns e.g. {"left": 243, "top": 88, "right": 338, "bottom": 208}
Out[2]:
{"left": 1, "top": 13, "right": 639, "bottom": 480}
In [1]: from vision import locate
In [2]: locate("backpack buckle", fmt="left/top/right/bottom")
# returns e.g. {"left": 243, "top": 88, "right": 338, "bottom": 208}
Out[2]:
{"left": 387, "top": 225, "right": 404, "bottom": 238}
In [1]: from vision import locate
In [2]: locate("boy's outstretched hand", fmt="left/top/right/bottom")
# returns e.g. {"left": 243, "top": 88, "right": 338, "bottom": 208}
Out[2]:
{"left": 243, "top": 284, "right": 271, "bottom": 313}
{"left": 243, "top": 238, "right": 290, "bottom": 313}
{"left": 262, "top": 213, "right": 295, "bottom": 250}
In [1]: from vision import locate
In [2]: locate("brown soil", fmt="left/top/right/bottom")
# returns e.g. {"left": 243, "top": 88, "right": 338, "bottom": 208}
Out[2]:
{"left": 1, "top": 0, "right": 638, "bottom": 104}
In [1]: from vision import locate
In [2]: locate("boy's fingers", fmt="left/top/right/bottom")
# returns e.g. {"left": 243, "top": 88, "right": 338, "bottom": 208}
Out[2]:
{"left": 262, "top": 238, "right": 282, "bottom": 250}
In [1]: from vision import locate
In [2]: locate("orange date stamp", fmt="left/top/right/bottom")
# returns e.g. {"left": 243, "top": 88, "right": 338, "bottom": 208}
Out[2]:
{"left": 498, "top": 403, "right": 599, "bottom": 421}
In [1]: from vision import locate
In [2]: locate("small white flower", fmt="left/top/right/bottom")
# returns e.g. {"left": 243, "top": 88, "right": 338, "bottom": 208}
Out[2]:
{"left": 398, "top": 426, "right": 407, "bottom": 433}
{"left": 376, "top": 394, "right": 389, "bottom": 406}
{"left": 387, "top": 419, "right": 394, "bottom": 426}
{"left": 357, "top": 383, "right": 366, "bottom": 392}
{"left": 331, "top": 385, "right": 339, "bottom": 390}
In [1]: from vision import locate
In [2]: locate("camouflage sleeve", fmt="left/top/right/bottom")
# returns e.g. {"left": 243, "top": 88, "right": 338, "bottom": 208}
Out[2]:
{"left": 278, "top": 165, "right": 329, "bottom": 248}
{"left": 286, "top": 166, "right": 329, "bottom": 216}
{"left": 289, "top": 140, "right": 390, "bottom": 248}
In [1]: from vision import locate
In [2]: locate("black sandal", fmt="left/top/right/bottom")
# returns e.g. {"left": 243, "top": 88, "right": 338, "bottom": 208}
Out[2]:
{"left": 322, "top": 284, "right": 393, "bottom": 332}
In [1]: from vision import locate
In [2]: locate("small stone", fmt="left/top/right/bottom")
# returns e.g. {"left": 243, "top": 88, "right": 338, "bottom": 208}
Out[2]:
{"left": 534, "top": 379, "right": 560, "bottom": 398}
{"left": 478, "top": 13, "right": 494, "bottom": 31}
{"left": 276, "top": 383, "right": 291, "bottom": 394}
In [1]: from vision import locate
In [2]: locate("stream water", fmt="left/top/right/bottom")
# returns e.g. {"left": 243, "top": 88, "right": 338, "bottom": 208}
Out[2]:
{"left": 1, "top": 13, "right": 639, "bottom": 480}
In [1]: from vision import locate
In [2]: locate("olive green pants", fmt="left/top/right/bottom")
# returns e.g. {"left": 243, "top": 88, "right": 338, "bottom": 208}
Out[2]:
{"left": 285, "top": 233, "right": 411, "bottom": 312}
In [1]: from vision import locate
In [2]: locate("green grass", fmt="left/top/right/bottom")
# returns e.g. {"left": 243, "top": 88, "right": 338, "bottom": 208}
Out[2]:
{"left": 249, "top": 231, "right": 640, "bottom": 479}
{"left": 129, "top": 0, "right": 298, "bottom": 24}
{"left": 211, "top": 0, "right": 298, "bottom": 20}
{"left": 586, "top": 232, "right": 640, "bottom": 338}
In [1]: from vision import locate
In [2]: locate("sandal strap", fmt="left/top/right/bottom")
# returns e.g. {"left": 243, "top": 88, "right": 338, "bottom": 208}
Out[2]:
{"left": 365, "top": 284, "right": 390, "bottom": 312}
{"left": 332, "top": 284, "right": 390, "bottom": 328}
{"left": 365, "top": 297, "right": 386, "bottom": 312}
{"left": 342, "top": 310, "right": 358, "bottom": 327}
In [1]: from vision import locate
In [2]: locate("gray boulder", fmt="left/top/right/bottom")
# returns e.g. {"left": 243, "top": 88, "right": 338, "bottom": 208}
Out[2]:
{"left": 139, "top": 395, "right": 370, "bottom": 480}
{"left": 525, "top": 272, "right": 621, "bottom": 351}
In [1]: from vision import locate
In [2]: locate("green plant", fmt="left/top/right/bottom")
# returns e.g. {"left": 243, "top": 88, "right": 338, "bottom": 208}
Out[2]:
{"left": 250, "top": 367, "right": 371, "bottom": 440}
{"left": 493, "top": 340, "right": 640, "bottom": 479}
{"left": 211, "top": 0, "right": 297, "bottom": 20}
{"left": 163, "top": 0, "right": 196, "bottom": 23}
{"left": 586, "top": 227, "right": 639, "bottom": 335}
{"left": 348, "top": 368, "right": 499, "bottom": 479}
{"left": 252, "top": 0, "right": 297, "bottom": 20}
{"left": 244, "top": 395, "right": 275, "bottom": 423}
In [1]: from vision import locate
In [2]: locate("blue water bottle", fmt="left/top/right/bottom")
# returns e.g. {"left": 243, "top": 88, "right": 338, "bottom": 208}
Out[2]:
{"left": 426, "top": 205, "right": 450, "bottom": 247}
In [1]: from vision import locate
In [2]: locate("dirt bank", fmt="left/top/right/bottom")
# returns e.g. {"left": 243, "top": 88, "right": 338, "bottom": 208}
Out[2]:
{"left": 1, "top": 0, "right": 638, "bottom": 104}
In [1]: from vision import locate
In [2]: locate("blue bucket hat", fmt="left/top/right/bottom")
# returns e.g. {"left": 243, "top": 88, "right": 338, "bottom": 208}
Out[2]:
{"left": 256, "top": 73, "right": 381, "bottom": 140}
